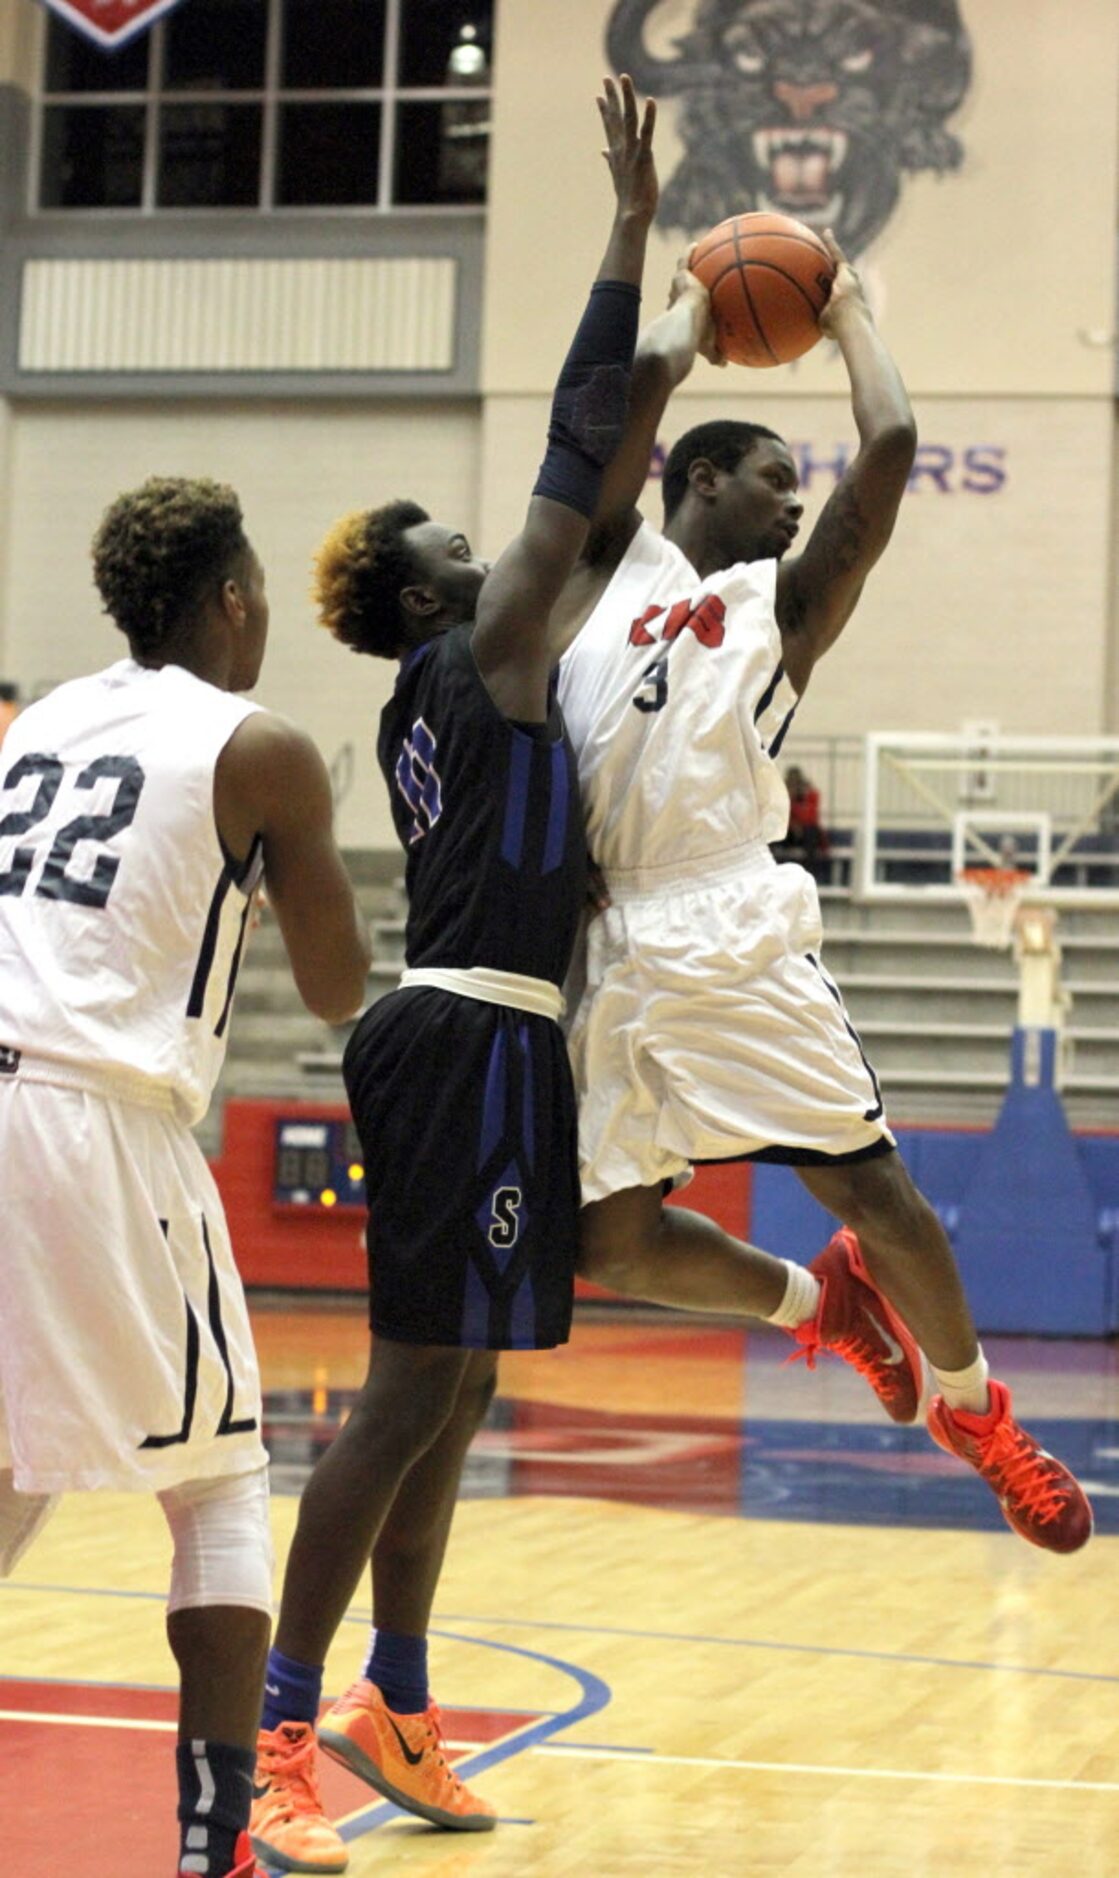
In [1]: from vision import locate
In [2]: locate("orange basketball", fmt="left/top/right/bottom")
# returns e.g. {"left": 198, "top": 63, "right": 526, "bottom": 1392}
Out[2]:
{"left": 690, "top": 212, "right": 836, "bottom": 368}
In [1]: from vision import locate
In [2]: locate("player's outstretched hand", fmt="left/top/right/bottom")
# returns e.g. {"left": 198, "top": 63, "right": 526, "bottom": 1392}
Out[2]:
{"left": 817, "top": 229, "right": 869, "bottom": 335}
{"left": 598, "top": 73, "right": 657, "bottom": 227}
{"left": 671, "top": 250, "right": 726, "bottom": 367}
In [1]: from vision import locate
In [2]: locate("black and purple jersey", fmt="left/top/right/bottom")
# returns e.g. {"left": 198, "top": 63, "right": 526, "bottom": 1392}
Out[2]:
{"left": 378, "top": 627, "right": 586, "bottom": 990}
{"left": 352, "top": 627, "right": 584, "bottom": 1350}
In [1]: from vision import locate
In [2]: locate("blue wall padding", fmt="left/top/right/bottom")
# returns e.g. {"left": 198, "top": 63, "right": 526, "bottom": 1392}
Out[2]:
{"left": 748, "top": 1166, "right": 840, "bottom": 1262}
{"left": 952, "top": 1082, "right": 1106, "bottom": 1335}
{"left": 747, "top": 1109, "right": 1119, "bottom": 1336}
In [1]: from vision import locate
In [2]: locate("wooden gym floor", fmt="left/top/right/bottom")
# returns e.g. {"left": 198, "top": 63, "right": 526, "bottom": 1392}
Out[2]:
{"left": 2, "top": 1301, "right": 1118, "bottom": 1876}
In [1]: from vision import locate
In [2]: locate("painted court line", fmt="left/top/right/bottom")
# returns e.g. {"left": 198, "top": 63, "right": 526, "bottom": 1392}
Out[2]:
{"left": 534, "top": 1744, "right": 1119, "bottom": 1795}
{"left": 438, "top": 1611, "right": 1119, "bottom": 1685}
{"left": 0, "top": 1708, "right": 484, "bottom": 1749}
{"left": 0, "top": 1708, "right": 175, "bottom": 1732}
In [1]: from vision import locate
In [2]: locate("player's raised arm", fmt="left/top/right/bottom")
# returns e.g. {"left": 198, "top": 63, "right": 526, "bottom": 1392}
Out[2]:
{"left": 548, "top": 263, "right": 721, "bottom": 656}
{"left": 588, "top": 266, "right": 720, "bottom": 557}
{"left": 471, "top": 75, "right": 656, "bottom": 718}
{"left": 776, "top": 233, "right": 917, "bottom": 696}
{"left": 215, "top": 712, "right": 371, "bottom": 1024}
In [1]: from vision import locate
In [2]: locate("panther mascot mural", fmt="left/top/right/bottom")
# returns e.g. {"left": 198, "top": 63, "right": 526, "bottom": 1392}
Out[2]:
{"left": 606, "top": 0, "right": 972, "bottom": 258}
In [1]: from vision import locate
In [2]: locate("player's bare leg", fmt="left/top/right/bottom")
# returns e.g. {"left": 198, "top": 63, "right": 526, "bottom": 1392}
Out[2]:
{"left": 275, "top": 1337, "right": 477, "bottom": 1666}
{"left": 800, "top": 1151, "right": 1092, "bottom": 1552}
{"left": 170, "top": 1607, "right": 271, "bottom": 1877}
{"left": 251, "top": 1338, "right": 486, "bottom": 1870}
{"left": 312, "top": 1354, "right": 501, "bottom": 1834}
{"left": 796, "top": 1151, "right": 977, "bottom": 1372}
{"left": 369, "top": 1350, "right": 499, "bottom": 1635}
{"left": 580, "top": 1183, "right": 787, "bottom": 1314}
{"left": 579, "top": 1181, "right": 924, "bottom": 1423}
{"left": 170, "top": 1606, "right": 271, "bottom": 1747}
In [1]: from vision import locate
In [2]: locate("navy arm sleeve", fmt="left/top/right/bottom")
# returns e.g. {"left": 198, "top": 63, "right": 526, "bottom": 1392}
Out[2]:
{"left": 532, "top": 280, "right": 641, "bottom": 519}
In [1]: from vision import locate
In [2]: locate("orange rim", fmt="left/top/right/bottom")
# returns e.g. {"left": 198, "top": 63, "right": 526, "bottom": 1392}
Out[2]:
{"left": 957, "top": 867, "right": 1030, "bottom": 896}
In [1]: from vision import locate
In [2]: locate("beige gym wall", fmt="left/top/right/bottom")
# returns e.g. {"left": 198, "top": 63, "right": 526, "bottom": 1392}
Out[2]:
{"left": 480, "top": 392, "right": 1111, "bottom": 738}
{"left": 1, "top": 0, "right": 1116, "bottom": 827}
{"left": 485, "top": 0, "right": 1118, "bottom": 398}
{"left": 481, "top": 0, "right": 1119, "bottom": 737}
{"left": 0, "top": 0, "right": 37, "bottom": 85}
{"left": 2, "top": 402, "right": 479, "bottom": 848}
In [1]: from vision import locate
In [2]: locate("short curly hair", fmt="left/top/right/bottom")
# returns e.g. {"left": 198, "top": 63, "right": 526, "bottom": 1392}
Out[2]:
{"left": 312, "top": 500, "right": 429, "bottom": 660}
{"left": 662, "top": 420, "right": 784, "bottom": 521}
{"left": 92, "top": 477, "right": 250, "bottom": 657}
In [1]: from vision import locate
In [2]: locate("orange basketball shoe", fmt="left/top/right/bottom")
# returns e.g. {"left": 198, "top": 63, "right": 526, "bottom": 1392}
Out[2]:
{"left": 249, "top": 1720, "right": 347, "bottom": 1874}
{"left": 790, "top": 1226, "right": 926, "bottom": 1423}
{"left": 318, "top": 1679, "right": 497, "bottom": 1831}
{"left": 928, "top": 1378, "right": 1093, "bottom": 1553}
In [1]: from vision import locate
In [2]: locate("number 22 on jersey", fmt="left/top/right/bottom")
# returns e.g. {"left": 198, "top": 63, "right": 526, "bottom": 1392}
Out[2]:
{"left": 0, "top": 752, "right": 145, "bottom": 907}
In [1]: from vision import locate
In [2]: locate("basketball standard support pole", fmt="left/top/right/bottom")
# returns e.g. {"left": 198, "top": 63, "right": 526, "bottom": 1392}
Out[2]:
{"left": 953, "top": 916, "right": 1108, "bottom": 1334}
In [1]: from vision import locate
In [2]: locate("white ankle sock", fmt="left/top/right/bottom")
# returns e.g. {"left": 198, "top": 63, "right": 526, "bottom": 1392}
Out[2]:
{"left": 932, "top": 1349, "right": 991, "bottom": 1416}
{"left": 767, "top": 1259, "right": 823, "bottom": 1330}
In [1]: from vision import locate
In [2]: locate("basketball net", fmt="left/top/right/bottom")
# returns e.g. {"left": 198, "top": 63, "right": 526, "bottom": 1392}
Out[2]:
{"left": 957, "top": 866, "right": 1031, "bottom": 950}
{"left": 957, "top": 867, "right": 1066, "bottom": 1034}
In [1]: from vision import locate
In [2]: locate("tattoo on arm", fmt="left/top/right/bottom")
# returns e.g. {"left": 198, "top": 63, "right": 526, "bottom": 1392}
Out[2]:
{"left": 808, "top": 481, "right": 867, "bottom": 578}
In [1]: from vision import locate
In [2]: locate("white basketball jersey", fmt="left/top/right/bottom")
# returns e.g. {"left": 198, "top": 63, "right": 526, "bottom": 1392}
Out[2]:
{"left": 558, "top": 521, "right": 799, "bottom": 876}
{"left": 0, "top": 660, "right": 263, "bottom": 1124}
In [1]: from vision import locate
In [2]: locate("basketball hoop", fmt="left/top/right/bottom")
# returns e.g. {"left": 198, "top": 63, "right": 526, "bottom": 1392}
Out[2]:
{"left": 957, "top": 867, "right": 1030, "bottom": 949}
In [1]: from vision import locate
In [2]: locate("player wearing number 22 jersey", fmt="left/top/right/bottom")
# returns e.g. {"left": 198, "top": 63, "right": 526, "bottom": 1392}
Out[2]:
{"left": 0, "top": 657, "right": 268, "bottom": 1493}
{"left": 0, "top": 476, "right": 370, "bottom": 1878}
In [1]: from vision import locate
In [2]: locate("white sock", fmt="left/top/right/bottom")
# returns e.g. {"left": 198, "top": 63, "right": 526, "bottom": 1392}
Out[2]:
{"left": 362, "top": 1624, "right": 377, "bottom": 1679}
{"left": 766, "top": 1258, "right": 823, "bottom": 1330}
{"left": 932, "top": 1349, "right": 991, "bottom": 1417}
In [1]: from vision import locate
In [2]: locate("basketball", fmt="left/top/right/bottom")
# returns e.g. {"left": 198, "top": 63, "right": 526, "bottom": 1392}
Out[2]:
{"left": 690, "top": 212, "right": 837, "bottom": 369}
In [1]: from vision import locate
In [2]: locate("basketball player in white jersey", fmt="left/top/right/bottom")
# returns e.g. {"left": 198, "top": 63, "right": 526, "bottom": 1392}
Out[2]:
{"left": 550, "top": 249, "right": 1092, "bottom": 1555}
{"left": 0, "top": 476, "right": 371, "bottom": 1878}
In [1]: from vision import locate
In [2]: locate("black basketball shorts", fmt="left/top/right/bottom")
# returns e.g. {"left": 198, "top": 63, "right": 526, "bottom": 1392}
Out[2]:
{"left": 343, "top": 986, "right": 579, "bottom": 1349}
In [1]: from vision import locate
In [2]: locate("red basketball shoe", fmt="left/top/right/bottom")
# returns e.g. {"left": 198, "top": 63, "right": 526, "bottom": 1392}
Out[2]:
{"left": 789, "top": 1226, "right": 927, "bottom": 1423}
{"left": 928, "top": 1379, "right": 1093, "bottom": 1553}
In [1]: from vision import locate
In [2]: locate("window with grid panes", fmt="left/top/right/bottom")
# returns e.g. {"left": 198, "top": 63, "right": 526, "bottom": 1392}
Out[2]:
{"left": 37, "top": 0, "right": 494, "bottom": 212}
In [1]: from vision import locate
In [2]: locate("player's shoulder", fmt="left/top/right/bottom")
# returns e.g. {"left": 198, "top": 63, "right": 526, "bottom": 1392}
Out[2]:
{"left": 223, "top": 706, "right": 318, "bottom": 774}
{"left": 217, "top": 709, "right": 334, "bottom": 849}
{"left": 393, "top": 629, "right": 464, "bottom": 693}
{"left": 631, "top": 515, "right": 682, "bottom": 570}
{"left": 718, "top": 551, "right": 779, "bottom": 606}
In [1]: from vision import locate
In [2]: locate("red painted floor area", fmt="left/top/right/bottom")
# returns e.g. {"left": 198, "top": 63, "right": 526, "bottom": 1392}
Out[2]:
{"left": 0, "top": 1678, "right": 535, "bottom": 1871}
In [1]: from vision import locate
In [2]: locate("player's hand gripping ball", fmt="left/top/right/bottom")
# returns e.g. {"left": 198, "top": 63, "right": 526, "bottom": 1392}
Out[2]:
{"left": 689, "top": 212, "right": 837, "bottom": 368}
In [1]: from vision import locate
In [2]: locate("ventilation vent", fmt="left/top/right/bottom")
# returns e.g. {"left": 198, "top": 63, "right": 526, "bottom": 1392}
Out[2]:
{"left": 19, "top": 257, "right": 456, "bottom": 373}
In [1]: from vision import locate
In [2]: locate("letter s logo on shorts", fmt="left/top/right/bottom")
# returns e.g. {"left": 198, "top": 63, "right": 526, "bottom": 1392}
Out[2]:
{"left": 488, "top": 1186, "right": 524, "bottom": 1249}
{"left": 394, "top": 717, "right": 444, "bottom": 845}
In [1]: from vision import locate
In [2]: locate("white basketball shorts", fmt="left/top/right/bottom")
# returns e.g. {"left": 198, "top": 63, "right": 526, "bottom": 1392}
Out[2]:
{"left": 0, "top": 1073, "right": 266, "bottom": 1494}
{"left": 568, "top": 845, "right": 894, "bottom": 1203}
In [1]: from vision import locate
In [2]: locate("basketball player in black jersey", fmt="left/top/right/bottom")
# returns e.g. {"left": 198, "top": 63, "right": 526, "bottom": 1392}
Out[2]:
{"left": 249, "top": 77, "right": 658, "bottom": 1870}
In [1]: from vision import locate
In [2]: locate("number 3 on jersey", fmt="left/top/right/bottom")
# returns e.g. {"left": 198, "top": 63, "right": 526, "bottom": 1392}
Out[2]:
{"left": 0, "top": 752, "right": 146, "bottom": 906}
{"left": 628, "top": 596, "right": 727, "bottom": 716}
{"left": 632, "top": 655, "right": 669, "bottom": 715}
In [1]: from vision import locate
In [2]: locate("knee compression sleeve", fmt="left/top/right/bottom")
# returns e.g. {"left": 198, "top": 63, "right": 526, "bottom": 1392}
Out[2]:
{"left": 533, "top": 279, "right": 641, "bottom": 517}
{"left": 0, "top": 1471, "right": 57, "bottom": 1577}
{"left": 160, "top": 1466, "right": 274, "bottom": 1617}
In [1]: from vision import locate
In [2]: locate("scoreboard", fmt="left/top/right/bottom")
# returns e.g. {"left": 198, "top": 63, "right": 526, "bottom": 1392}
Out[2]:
{"left": 272, "top": 1114, "right": 367, "bottom": 1212}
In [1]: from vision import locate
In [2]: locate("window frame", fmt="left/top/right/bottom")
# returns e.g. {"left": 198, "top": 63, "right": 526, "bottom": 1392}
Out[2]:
{"left": 30, "top": 0, "right": 494, "bottom": 217}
